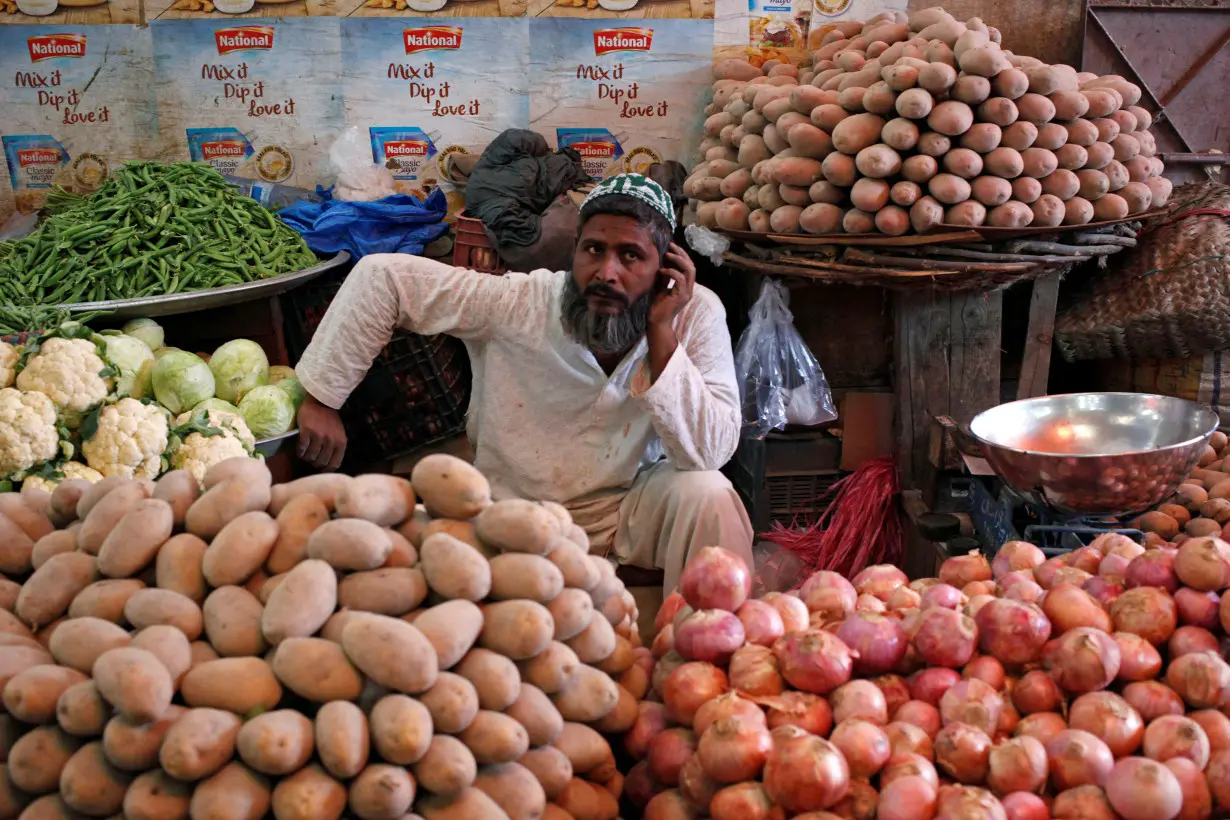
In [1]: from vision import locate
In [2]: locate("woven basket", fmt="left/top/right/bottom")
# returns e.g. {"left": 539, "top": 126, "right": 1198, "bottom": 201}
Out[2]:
{"left": 1055, "top": 183, "right": 1230, "bottom": 362}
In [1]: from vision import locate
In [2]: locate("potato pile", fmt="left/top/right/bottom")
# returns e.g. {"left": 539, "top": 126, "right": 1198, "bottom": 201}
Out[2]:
{"left": 689, "top": 6, "right": 1172, "bottom": 235}
{"left": 0, "top": 455, "right": 649, "bottom": 820}
{"left": 1136, "top": 430, "right": 1230, "bottom": 545}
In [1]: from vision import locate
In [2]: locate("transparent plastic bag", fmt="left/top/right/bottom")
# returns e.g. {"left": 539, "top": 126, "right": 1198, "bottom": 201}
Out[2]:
{"left": 734, "top": 278, "right": 837, "bottom": 439}
{"left": 329, "top": 126, "right": 398, "bottom": 203}
{"left": 684, "top": 223, "right": 729, "bottom": 266}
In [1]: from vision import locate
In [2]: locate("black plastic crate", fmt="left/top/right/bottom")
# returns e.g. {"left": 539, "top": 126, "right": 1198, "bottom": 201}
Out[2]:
{"left": 727, "top": 430, "right": 844, "bottom": 532}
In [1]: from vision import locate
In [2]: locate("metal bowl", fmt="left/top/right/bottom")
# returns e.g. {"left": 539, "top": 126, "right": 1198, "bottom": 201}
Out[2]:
{"left": 969, "top": 393, "right": 1219, "bottom": 517}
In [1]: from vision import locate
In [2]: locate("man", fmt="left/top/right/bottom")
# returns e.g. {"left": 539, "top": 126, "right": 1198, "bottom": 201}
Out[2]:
{"left": 295, "top": 173, "right": 753, "bottom": 591}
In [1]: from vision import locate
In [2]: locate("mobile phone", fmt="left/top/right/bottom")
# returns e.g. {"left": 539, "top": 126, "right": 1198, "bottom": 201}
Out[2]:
{"left": 657, "top": 271, "right": 676, "bottom": 292}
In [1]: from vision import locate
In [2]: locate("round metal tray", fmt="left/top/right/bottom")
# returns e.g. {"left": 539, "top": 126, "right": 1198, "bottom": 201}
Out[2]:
{"left": 61, "top": 252, "right": 350, "bottom": 320}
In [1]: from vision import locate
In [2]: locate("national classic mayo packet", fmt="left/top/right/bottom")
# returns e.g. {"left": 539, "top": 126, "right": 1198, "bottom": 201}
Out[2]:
{"left": 2, "top": 135, "right": 66, "bottom": 214}
{"left": 557, "top": 128, "right": 624, "bottom": 181}
{"left": 186, "top": 127, "right": 255, "bottom": 177}
{"left": 369, "top": 127, "right": 438, "bottom": 195}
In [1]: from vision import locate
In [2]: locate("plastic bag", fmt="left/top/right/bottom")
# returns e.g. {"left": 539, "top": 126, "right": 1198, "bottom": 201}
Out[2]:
{"left": 734, "top": 278, "right": 837, "bottom": 439}
{"left": 329, "top": 126, "right": 398, "bottom": 203}
{"left": 684, "top": 223, "right": 729, "bottom": 266}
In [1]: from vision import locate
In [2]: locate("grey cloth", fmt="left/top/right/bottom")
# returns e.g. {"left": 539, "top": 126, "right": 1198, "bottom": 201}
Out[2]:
{"left": 487, "top": 194, "right": 580, "bottom": 275}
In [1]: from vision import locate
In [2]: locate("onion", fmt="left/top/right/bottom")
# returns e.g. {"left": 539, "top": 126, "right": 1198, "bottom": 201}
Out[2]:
{"left": 1169, "top": 624, "right": 1219, "bottom": 657}
{"left": 935, "top": 722, "right": 992, "bottom": 783}
{"left": 1042, "top": 583, "right": 1113, "bottom": 633}
{"left": 974, "top": 599, "right": 1052, "bottom": 666}
{"left": 1053, "top": 567, "right": 1094, "bottom": 589}
{"left": 1014, "top": 712, "right": 1067, "bottom": 746}
{"left": 761, "top": 591, "right": 809, "bottom": 634}
{"left": 773, "top": 629, "right": 855, "bottom": 695}
{"left": 888, "top": 585, "right": 923, "bottom": 611}
{"left": 963, "top": 656, "right": 1006, "bottom": 690}
{"left": 677, "top": 753, "right": 719, "bottom": 808}
{"left": 912, "top": 607, "right": 978, "bottom": 668}
{"left": 909, "top": 667, "right": 963, "bottom": 706}
{"left": 697, "top": 714, "right": 773, "bottom": 783}
{"left": 647, "top": 727, "right": 698, "bottom": 786}
{"left": 1043, "top": 627, "right": 1121, "bottom": 694}
{"left": 1175, "top": 587, "right": 1220, "bottom": 628}
{"left": 656, "top": 591, "right": 688, "bottom": 635}
{"left": 1096, "top": 553, "right": 1131, "bottom": 580}
{"left": 693, "top": 692, "right": 765, "bottom": 736}
{"left": 986, "top": 735, "right": 1048, "bottom": 796}
{"left": 832, "top": 778, "right": 878, "bottom": 820}
{"left": 1110, "top": 587, "right": 1178, "bottom": 645}
{"left": 831, "top": 679, "right": 888, "bottom": 725}
{"left": 885, "top": 721, "right": 934, "bottom": 758}
{"left": 877, "top": 776, "right": 938, "bottom": 820}
{"left": 874, "top": 674, "right": 912, "bottom": 715}
{"left": 1091, "top": 532, "right": 1142, "bottom": 555}
{"left": 759, "top": 691, "right": 833, "bottom": 736}
{"left": 1174, "top": 536, "right": 1230, "bottom": 591}
{"left": 882, "top": 753, "right": 940, "bottom": 789}
{"left": 626, "top": 702, "right": 669, "bottom": 759}
{"left": 894, "top": 700, "right": 942, "bottom": 739}
{"left": 1166, "top": 649, "right": 1230, "bottom": 708}
{"left": 910, "top": 578, "right": 941, "bottom": 594}
{"left": 998, "top": 700, "right": 1022, "bottom": 737}
{"left": 935, "top": 785, "right": 1007, "bottom": 820}
{"left": 852, "top": 564, "right": 909, "bottom": 602}
{"left": 679, "top": 546, "right": 751, "bottom": 612}
{"left": 1164, "top": 758, "right": 1213, "bottom": 820}
{"left": 1082, "top": 575, "right": 1124, "bottom": 607}
{"left": 831, "top": 719, "right": 892, "bottom": 778}
{"left": 1033, "top": 556, "right": 1067, "bottom": 589}
{"left": 1000, "top": 792, "right": 1048, "bottom": 820}
{"left": 836, "top": 612, "right": 908, "bottom": 676}
{"left": 1050, "top": 785, "right": 1116, "bottom": 820}
{"left": 1104, "top": 757, "right": 1183, "bottom": 820}
{"left": 1012, "top": 670, "right": 1064, "bottom": 715}
{"left": 708, "top": 783, "right": 777, "bottom": 820}
{"left": 1113, "top": 631, "right": 1163, "bottom": 681}
{"left": 1046, "top": 728, "right": 1114, "bottom": 790}
{"left": 625, "top": 760, "right": 658, "bottom": 808}
{"left": 1067, "top": 691, "right": 1144, "bottom": 757}
{"left": 1208, "top": 748, "right": 1230, "bottom": 810}
{"left": 644, "top": 789, "right": 703, "bottom": 820}
{"left": 651, "top": 625, "right": 676, "bottom": 659}
{"left": 857, "top": 593, "right": 888, "bottom": 614}
{"left": 966, "top": 594, "right": 996, "bottom": 617}
{"left": 1143, "top": 714, "right": 1210, "bottom": 769}
{"left": 662, "top": 662, "right": 729, "bottom": 725}
{"left": 940, "top": 679, "right": 1004, "bottom": 736}
{"left": 728, "top": 644, "right": 783, "bottom": 697}
{"left": 992, "top": 541, "right": 1045, "bottom": 580}
{"left": 1123, "top": 681, "right": 1186, "bottom": 722}
{"left": 762, "top": 732, "right": 850, "bottom": 813}
{"left": 799, "top": 571, "right": 857, "bottom": 620}
{"left": 675, "top": 609, "right": 746, "bottom": 664}
{"left": 921, "top": 583, "right": 967, "bottom": 611}
{"left": 733, "top": 600, "right": 785, "bottom": 648}
{"left": 962, "top": 581, "right": 997, "bottom": 598}
{"left": 654, "top": 650, "right": 686, "bottom": 696}
{"left": 1000, "top": 571, "right": 1044, "bottom": 603}
{"left": 1190, "top": 709, "right": 1230, "bottom": 753}
{"left": 1124, "top": 549, "right": 1178, "bottom": 593}
{"left": 1065, "top": 545, "right": 1104, "bottom": 574}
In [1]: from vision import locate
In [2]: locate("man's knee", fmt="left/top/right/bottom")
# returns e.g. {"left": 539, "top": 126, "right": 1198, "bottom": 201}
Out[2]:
{"left": 661, "top": 469, "right": 739, "bottom": 507}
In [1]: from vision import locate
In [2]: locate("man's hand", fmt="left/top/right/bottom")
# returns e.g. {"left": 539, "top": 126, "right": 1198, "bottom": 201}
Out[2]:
{"left": 297, "top": 394, "right": 347, "bottom": 470}
{"left": 648, "top": 242, "right": 695, "bottom": 329}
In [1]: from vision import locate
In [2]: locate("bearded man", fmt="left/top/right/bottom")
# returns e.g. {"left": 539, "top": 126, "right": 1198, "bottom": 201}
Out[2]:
{"left": 294, "top": 173, "right": 753, "bottom": 591}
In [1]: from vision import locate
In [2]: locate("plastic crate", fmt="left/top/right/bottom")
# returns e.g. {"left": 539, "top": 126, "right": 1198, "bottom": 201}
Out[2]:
{"left": 282, "top": 272, "right": 471, "bottom": 467}
{"left": 452, "top": 212, "right": 506, "bottom": 274}
{"left": 728, "top": 430, "right": 844, "bottom": 532}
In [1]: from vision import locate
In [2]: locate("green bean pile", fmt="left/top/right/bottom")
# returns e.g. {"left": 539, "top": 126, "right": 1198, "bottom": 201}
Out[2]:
{"left": 0, "top": 162, "right": 317, "bottom": 314}
{"left": 0, "top": 306, "right": 110, "bottom": 338}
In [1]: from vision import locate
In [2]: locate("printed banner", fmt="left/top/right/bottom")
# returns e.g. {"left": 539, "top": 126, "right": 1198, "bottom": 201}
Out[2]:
{"left": 341, "top": 17, "right": 529, "bottom": 211}
{"left": 150, "top": 18, "right": 344, "bottom": 189}
{"left": 145, "top": 0, "right": 314, "bottom": 23}
{"left": 528, "top": 0, "right": 711, "bottom": 21}
{"left": 0, "top": 25, "right": 154, "bottom": 217}
{"left": 323, "top": 0, "right": 524, "bottom": 20}
{"left": 529, "top": 18, "right": 709, "bottom": 178}
{"left": 0, "top": 0, "right": 137, "bottom": 25}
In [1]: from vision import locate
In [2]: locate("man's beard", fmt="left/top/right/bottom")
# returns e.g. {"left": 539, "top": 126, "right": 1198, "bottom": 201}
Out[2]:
{"left": 560, "top": 274, "right": 651, "bottom": 356}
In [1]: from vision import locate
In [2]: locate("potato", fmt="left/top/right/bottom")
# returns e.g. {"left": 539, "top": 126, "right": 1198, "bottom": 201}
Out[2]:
{"left": 1020, "top": 147, "right": 1058, "bottom": 179}
{"left": 189, "top": 641, "right": 218, "bottom": 669}
{"left": 420, "top": 532, "right": 493, "bottom": 602}
{"left": 1063, "top": 196, "right": 1095, "bottom": 225}
{"left": 101, "top": 706, "right": 183, "bottom": 771}
{"left": 1093, "top": 117, "right": 1121, "bottom": 144}
{"left": 456, "top": 649, "right": 521, "bottom": 711}
{"left": 181, "top": 657, "right": 281, "bottom": 714}
{"left": 414, "top": 735, "right": 477, "bottom": 798}
{"left": 47, "top": 479, "right": 90, "bottom": 528}
{"left": 970, "top": 176, "right": 1013, "bottom": 207}
{"left": 942, "top": 148, "right": 983, "bottom": 179}
{"left": 4, "top": 664, "right": 86, "bottom": 724}
{"left": 555, "top": 778, "right": 619, "bottom": 820}
{"left": 791, "top": 202, "right": 839, "bottom": 235}
{"left": 915, "top": 134, "right": 950, "bottom": 161}
{"left": 369, "top": 694, "right": 433, "bottom": 766}
{"left": 75, "top": 477, "right": 127, "bottom": 521}
{"left": 66, "top": 578, "right": 142, "bottom": 625}
{"left": 402, "top": 600, "right": 483, "bottom": 673}
{"left": 148, "top": 471, "right": 196, "bottom": 531}
{"left": 29, "top": 530, "right": 77, "bottom": 571}
{"left": 472, "top": 762, "right": 547, "bottom": 820}
{"left": 260, "top": 558, "right": 337, "bottom": 646}
{"left": 152, "top": 533, "right": 208, "bottom": 604}
{"left": 987, "top": 201, "right": 1034, "bottom": 227}
{"left": 1006, "top": 176, "right": 1040, "bottom": 205}
{"left": 310, "top": 701, "right": 368, "bottom": 781}
{"left": 16, "top": 553, "right": 96, "bottom": 629}
{"left": 342, "top": 612, "right": 438, "bottom": 694}
{"left": 520, "top": 746, "right": 573, "bottom": 801}
{"left": 946, "top": 201, "right": 987, "bottom": 226}
{"left": 198, "top": 586, "right": 264, "bottom": 658}
{"left": 854, "top": 144, "right": 902, "bottom": 179}
{"left": 927, "top": 174, "right": 972, "bottom": 205}
{"left": 983, "top": 146, "right": 1024, "bottom": 178}
{"left": 1147, "top": 176, "right": 1173, "bottom": 207}
{"left": 1076, "top": 169, "right": 1110, "bottom": 200}
{"left": 185, "top": 479, "right": 271, "bottom": 541}
{"left": 810, "top": 104, "right": 849, "bottom": 132}
{"left": 552, "top": 665, "right": 619, "bottom": 723}
{"left": 48, "top": 617, "right": 129, "bottom": 673}
{"left": 197, "top": 510, "right": 276, "bottom": 588}
{"left": 825, "top": 113, "right": 883, "bottom": 155}
{"left": 346, "top": 765, "right": 415, "bottom": 820}
{"left": 1092, "top": 192, "right": 1129, "bottom": 221}
{"left": 59, "top": 741, "right": 132, "bottom": 816}
{"left": 1119, "top": 181, "right": 1153, "bottom": 214}
{"left": 268, "top": 474, "right": 353, "bottom": 517}
{"left": 131, "top": 624, "right": 192, "bottom": 686}
{"left": 480, "top": 600, "right": 555, "bottom": 661}
{"left": 896, "top": 156, "right": 937, "bottom": 189}
{"left": 189, "top": 762, "right": 271, "bottom": 820}
{"left": 946, "top": 76, "right": 988, "bottom": 107}
{"left": 460, "top": 711, "right": 530, "bottom": 766}
{"left": 418, "top": 787, "right": 512, "bottom": 820}
{"left": 77, "top": 482, "right": 147, "bottom": 557}
{"left": 518, "top": 641, "right": 581, "bottom": 695}
{"left": 8, "top": 725, "right": 78, "bottom": 794}
{"left": 260, "top": 495, "right": 328, "bottom": 576}
{"left": 862, "top": 82, "right": 898, "bottom": 116}
{"left": 92, "top": 647, "right": 172, "bottom": 723}
{"left": 891, "top": 88, "right": 932, "bottom": 121}
{"left": 842, "top": 208, "right": 876, "bottom": 233}
{"left": 56, "top": 680, "right": 108, "bottom": 737}
{"left": 714, "top": 59, "right": 762, "bottom": 82}
{"left": 747, "top": 208, "right": 772, "bottom": 233}
{"left": 233, "top": 709, "right": 316, "bottom": 776}
{"left": 271, "top": 637, "right": 360, "bottom": 702}
{"left": 124, "top": 769, "right": 192, "bottom": 820}
{"left": 499, "top": 683, "right": 564, "bottom": 750}
{"left": 333, "top": 474, "right": 414, "bottom": 527}
{"left": 335, "top": 567, "right": 426, "bottom": 617}
{"left": 845, "top": 178, "right": 885, "bottom": 213}
{"left": 1103, "top": 159, "right": 1130, "bottom": 192}
{"left": 93, "top": 498, "right": 172, "bottom": 580}
{"left": 122, "top": 588, "right": 202, "bottom": 639}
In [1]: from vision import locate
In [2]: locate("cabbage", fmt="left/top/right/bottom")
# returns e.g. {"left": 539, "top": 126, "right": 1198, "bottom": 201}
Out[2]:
{"left": 239, "top": 385, "right": 296, "bottom": 439}
{"left": 155, "top": 346, "right": 183, "bottom": 360}
{"left": 268, "top": 366, "right": 296, "bottom": 385}
{"left": 102, "top": 334, "right": 155, "bottom": 398}
{"left": 122, "top": 318, "right": 165, "bottom": 352}
{"left": 194, "top": 397, "right": 241, "bottom": 416}
{"left": 209, "top": 339, "right": 269, "bottom": 404}
{"left": 276, "top": 377, "right": 306, "bottom": 410}
{"left": 151, "top": 350, "right": 216, "bottom": 415}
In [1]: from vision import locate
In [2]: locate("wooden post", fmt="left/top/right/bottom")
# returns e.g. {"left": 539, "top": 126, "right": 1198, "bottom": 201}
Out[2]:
{"left": 1017, "top": 272, "right": 1063, "bottom": 400}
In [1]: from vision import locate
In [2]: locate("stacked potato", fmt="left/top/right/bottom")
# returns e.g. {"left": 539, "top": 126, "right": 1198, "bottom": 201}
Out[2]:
{"left": 688, "top": 6, "right": 1172, "bottom": 235}
{"left": 0, "top": 455, "right": 648, "bottom": 820}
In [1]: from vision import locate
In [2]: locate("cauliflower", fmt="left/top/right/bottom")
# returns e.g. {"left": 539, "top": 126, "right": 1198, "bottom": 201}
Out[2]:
{"left": 0, "top": 342, "right": 18, "bottom": 388}
{"left": 81, "top": 398, "right": 170, "bottom": 480}
{"left": 169, "top": 408, "right": 257, "bottom": 487}
{"left": 15, "top": 330, "right": 116, "bottom": 428}
{"left": 0, "top": 388, "right": 61, "bottom": 479}
{"left": 22, "top": 461, "right": 105, "bottom": 494}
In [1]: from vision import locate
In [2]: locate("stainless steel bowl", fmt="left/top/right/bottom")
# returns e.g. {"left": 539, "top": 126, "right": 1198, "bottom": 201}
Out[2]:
{"left": 969, "top": 393, "right": 1219, "bottom": 517}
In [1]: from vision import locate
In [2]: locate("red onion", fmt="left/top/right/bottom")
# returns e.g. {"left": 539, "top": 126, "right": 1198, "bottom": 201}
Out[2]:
{"left": 885, "top": 720, "right": 934, "bottom": 759}
{"left": 1042, "top": 583, "right": 1113, "bottom": 633}
{"left": 1124, "top": 549, "right": 1178, "bottom": 593}
{"left": 675, "top": 609, "right": 746, "bottom": 664}
{"left": 963, "top": 656, "right": 1006, "bottom": 690}
{"left": 1110, "top": 587, "right": 1178, "bottom": 645}
{"left": 1143, "top": 714, "right": 1210, "bottom": 769}
{"left": 1218, "top": 591, "right": 1230, "bottom": 634}
{"left": 962, "top": 581, "right": 997, "bottom": 598}
{"left": 656, "top": 591, "right": 688, "bottom": 635}
{"left": 912, "top": 607, "right": 978, "bottom": 669}
{"left": 708, "top": 783, "right": 777, "bottom": 820}
{"left": 993, "top": 541, "right": 1045, "bottom": 580}
{"left": 1065, "top": 545, "right": 1104, "bottom": 574}
{"left": 894, "top": 700, "right": 942, "bottom": 739}
{"left": 734, "top": 600, "right": 785, "bottom": 648}
{"left": 1014, "top": 712, "right": 1068, "bottom": 746}
{"left": 1164, "top": 758, "right": 1213, "bottom": 820}
{"left": 1067, "top": 691, "right": 1144, "bottom": 758}
{"left": 1096, "top": 553, "right": 1131, "bottom": 580}
{"left": 644, "top": 789, "right": 703, "bottom": 820}
{"left": 831, "top": 777, "right": 878, "bottom": 820}
{"left": 698, "top": 714, "right": 773, "bottom": 783}
{"left": 1033, "top": 556, "right": 1067, "bottom": 589}
{"left": 1190, "top": 709, "right": 1230, "bottom": 753}
{"left": 986, "top": 735, "right": 1047, "bottom": 796}
{"left": 759, "top": 691, "right": 833, "bottom": 736}
{"left": 762, "top": 732, "right": 851, "bottom": 813}
{"left": 1046, "top": 728, "right": 1114, "bottom": 790}
{"left": 836, "top": 612, "right": 907, "bottom": 677}
{"left": 940, "top": 679, "right": 1004, "bottom": 737}
{"left": 651, "top": 625, "right": 675, "bottom": 659}
{"left": 935, "top": 785, "right": 1007, "bottom": 820}
{"left": 888, "top": 585, "right": 923, "bottom": 611}
{"left": 647, "top": 727, "right": 698, "bottom": 786}
{"left": 910, "top": 578, "right": 941, "bottom": 594}
{"left": 626, "top": 702, "right": 669, "bottom": 759}
{"left": 1166, "top": 649, "right": 1230, "bottom": 708}
{"left": 728, "top": 644, "right": 783, "bottom": 697}
{"left": 1050, "top": 785, "right": 1115, "bottom": 820}
{"left": 1174, "top": 536, "right": 1230, "bottom": 591}
{"left": 663, "top": 662, "right": 729, "bottom": 725}
{"left": 935, "top": 722, "right": 992, "bottom": 783}
{"left": 1090, "top": 532, "right": 1142, "bottom": 555}
{"left": 1000, "top": 571, "right": 1044, "bottom": 603}
{"left": 857, "top": 593, "right": 888, "bottom": 614}
{"left": 1000, "top": 791, "right": 1048, "bottom": 820}
{"left": 997, "top": 700, "right": 1022, "bottom": 737}
{"left": 1123, "top": 681, "right": 1186, "bottom": 722}
{"left": 1169, "top": 624, "right": 1219, "bottom": 658}
{"left": 1043, "top": 627, "right": 1121, "bottom": 694}
{"left": 831, "top": 719, "right": 892, "bottom": 778}
{"left": 877, "top": 776, "right": 937, "bottom": 820}
{"left": 1175, "top": 587, "right": 1220, "bottom": 628}
{"left": 882, "top": 753, "right": 939, "bottom": 789}
{"left": 1105, "top": 757, "right": 1183, "bottom": 820}
{"left": 874, "top": 674, "right": 912, "bottom": 716}
{"left": 966, "top": 594, "right": 996, "bottom": 617}
{"left": 1012, "top": 670, "right": 1064, "bottom": 715}
{"left": 625, "top": 760, "right": 658, "bottom": 808}
{"left": 673, "top": 604, "right": 695, "bottom": 633}
{"left": 831, "top": 679, "right": 888, "bottom": 725}
{"left": 1055, "top": 567, "right": 1095, "bottom": 589}
{"left": 761, "top": 592, "right": 809, "bottom": 634}
{"left": 909, "top": 668, "right": 963, "bottom": 706}
{"left": 677, "top": 753, "right": 719, "bottom": 807}
{"left": 774, "top": 629, "right": 855, "bottom": 695}
{"left": 1113, "top": 631, "right": 1163, "bottom": 681}
{"left": 852, "top": 564, "right": 909, "bottom": 602}
{"left": 799, "top": 571, "right": 857, "bottom": 620}
{"left": 693, "top": 692, "right": 765, "bottom": 736}
{"left": 974, "top": 599, "right": 1052, "bottom": 666}
{"left": 679, "top": 546, "right": 751, "bottom": 612}
{"left": 1208, "top": 748, "right": 1230, "bottom": 810}
{"left": 1082, "top": 576, "right": 1125, "bottom": 607}
{"left": 921, "top": 583, "right": 967, "bottom": 611}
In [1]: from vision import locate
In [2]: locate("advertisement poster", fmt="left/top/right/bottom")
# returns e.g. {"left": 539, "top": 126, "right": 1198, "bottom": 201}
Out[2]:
{"left": 529, "top": 0, "right": 711, "bottom": 21}
{"left": 323, "top": 0, "right": 525, "bottom": 21}
{"left": 341, "top": 17, "right": 529, "bottom": 211}
{"left": 0, "top": 25, "right": 153, "bottom": 217}
{"left": 0, "top": 0, "right": 137, "bottom": 25}
{"left": 529, "top": 19, "right": 708, "bottom": 179}
{"left": 150, "top": 18, "right": 343, "bottom": 189}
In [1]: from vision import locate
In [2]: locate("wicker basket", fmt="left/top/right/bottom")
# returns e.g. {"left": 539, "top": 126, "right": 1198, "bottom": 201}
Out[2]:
{"left": 1055, "top": 183, "right": 1230, "bottom": 362}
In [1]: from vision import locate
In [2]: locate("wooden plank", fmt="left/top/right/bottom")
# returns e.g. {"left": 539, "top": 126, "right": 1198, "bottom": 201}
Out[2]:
{"left": 908, "top": 0, "right": 1084, "bottom": 66}
{"left": 949, "top": 289, "right": 1004, "bottom": 424}
{"left": 1017, "top": 272, "right": 1062, "bottom": 400}
{"left": 894, "top": 291, "right": 953, "bottom": 491}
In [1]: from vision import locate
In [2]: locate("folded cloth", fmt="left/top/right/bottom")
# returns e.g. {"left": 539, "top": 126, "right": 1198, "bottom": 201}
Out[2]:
{"left": 279, "top": 187, "right": 450, "bottom": 258}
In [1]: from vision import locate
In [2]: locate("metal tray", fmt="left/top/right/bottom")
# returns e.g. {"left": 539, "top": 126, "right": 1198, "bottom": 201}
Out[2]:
{"left": 61, "top": 252, "right": 350, "bottom": 319}
{"left": 254, "top": 429, "right": 299, "bottom": 459}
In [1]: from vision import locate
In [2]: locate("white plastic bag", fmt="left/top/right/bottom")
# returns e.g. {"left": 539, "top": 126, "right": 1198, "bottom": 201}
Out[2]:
{"left": 330, "top": 126, "right": 398, "bottom": 203}
{"left": 734, "top": 278, "right": 837, "bottom": 439}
